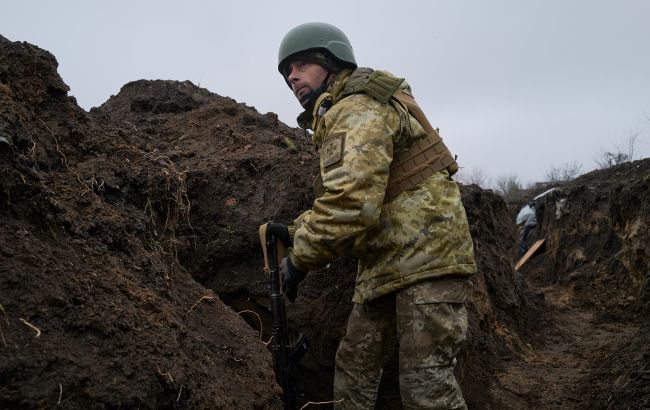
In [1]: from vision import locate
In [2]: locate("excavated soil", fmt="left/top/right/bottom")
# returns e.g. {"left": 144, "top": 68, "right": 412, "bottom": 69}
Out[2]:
{"left": 510, "top": 160, "right": 650, "bottom": 409}
{"left": 1, "top": 35, "right": 648, "bottom": 409}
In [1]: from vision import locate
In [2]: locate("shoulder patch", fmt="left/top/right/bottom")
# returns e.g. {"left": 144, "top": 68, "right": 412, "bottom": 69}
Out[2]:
{"left": 321, "top": 133, "right": 345, "bottom": 169}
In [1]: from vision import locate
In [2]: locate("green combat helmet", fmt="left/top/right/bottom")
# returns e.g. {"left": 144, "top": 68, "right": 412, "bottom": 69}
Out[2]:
{"left": 278, "top": 22, "right": 357, "bottom": 77}
{"left": 278, "top": 22, "right": 357, "bottom": 112}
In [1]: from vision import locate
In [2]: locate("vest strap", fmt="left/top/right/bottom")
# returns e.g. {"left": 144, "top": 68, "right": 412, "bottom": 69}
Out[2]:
{"left": 385, "top": 91, "right": 459, "bottom": 202}
{"left": 358, "top": 71, "right": 405, "bottom": 103}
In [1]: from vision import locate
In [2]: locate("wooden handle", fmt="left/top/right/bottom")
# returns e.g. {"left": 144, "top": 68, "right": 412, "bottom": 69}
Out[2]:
{"left": 259, "top": 223, "right": 287, "bottom": 274}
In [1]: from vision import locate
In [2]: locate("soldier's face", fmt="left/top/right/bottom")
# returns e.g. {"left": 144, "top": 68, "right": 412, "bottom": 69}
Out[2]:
{"left": 286, "top": 60, "right": 328, "bottom": 101}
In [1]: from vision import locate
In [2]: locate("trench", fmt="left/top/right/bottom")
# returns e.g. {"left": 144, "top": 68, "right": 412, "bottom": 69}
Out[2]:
{"left": 495, "top": 254, "right": 641, "bottom": 409}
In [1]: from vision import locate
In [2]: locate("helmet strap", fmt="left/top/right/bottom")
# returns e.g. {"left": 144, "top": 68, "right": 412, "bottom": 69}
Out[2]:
{"left": 298, "top": 71, "right": 333, "bottom": 112}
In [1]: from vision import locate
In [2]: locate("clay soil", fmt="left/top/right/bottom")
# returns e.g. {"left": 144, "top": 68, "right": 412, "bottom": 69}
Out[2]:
{"left": 1, "top": 35, "right": 648, "bottom": 409}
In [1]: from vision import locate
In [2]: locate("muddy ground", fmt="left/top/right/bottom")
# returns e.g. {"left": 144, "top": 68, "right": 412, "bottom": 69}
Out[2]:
{"left": 0, "top": 35, "right": 648, "bottom": 409}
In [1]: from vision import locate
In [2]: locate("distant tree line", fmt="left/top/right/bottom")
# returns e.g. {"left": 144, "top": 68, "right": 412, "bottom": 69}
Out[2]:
{"left": 456, "top": 116, "right": 647, "bottom": 200}
{"left": 595, "top": 127, "right": 644, "bottom": 169}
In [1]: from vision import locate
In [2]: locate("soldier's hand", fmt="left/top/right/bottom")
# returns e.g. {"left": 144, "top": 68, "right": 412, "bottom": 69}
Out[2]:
{"left": 266, "top": 222, "right": 292, "bottom": 248}
{"left": 280, "top": 256, "right": 307, "bottom": 303}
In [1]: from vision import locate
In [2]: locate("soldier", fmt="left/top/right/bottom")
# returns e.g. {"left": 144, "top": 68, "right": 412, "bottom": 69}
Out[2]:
{"left": 516, "top": 201, "right": 538, "bottom": 255}
{"left": 269, "top": 22, "right": 477, "bottom": 409}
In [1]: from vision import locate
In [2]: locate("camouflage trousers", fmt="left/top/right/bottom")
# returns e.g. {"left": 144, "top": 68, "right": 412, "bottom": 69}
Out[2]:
{"left": 333, "top": 278, "right": 469, "bottom": 409}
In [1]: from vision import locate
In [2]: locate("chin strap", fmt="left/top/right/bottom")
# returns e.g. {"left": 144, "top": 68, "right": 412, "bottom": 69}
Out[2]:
{"left": 298, "top": 72, "right": 333, "bottom": 112}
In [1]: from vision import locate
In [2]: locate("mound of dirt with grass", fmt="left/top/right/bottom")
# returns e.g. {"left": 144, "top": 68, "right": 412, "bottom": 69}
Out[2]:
{"left": 0, "top": 34, "right": 281, "bottom": 409}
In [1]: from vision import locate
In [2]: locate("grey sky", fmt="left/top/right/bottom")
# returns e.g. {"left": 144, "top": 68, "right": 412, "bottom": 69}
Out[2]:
{"left": 3, "top": 0, "right": 649, "bottom": 186}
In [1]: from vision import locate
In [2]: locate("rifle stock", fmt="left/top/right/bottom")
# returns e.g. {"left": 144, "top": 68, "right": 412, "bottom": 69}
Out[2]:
{"left": 259, "top": 223, "right": 308, "bottom": 410}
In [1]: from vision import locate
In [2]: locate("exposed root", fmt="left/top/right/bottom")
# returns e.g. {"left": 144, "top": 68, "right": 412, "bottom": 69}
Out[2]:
{"left": 142, "top": 150, "right": 193, "bottom": 279}
{"left": 81, "top": 176, "right": 105, "bottom": 197}
{"left": 39, "top": 119, "right": 93, "bottom": 195}
{"left": 606, "top": 340, "right": 649, "bottom": 408}
{"left": 40, "top": 119, "right": 69, "bottom": 168}
{"left": 0, "top": 303, "right": 7, "bottom": 325}
{"left": 186, "top": 296, "right": 215, "bottom": 314}
{"left": 299, "top": 399, "right": 344, "bottom": 409}
{"left": 124, "top": 121, "right": 138, "bottom": 131}
{"left": 0, "top": 325, "right": 6, "bottom": 347}
{"left": 57, "top": 383, "right": 62, "bottom": 405}
{"left": 237, "top": 310, "right": 264, "bottom": 340}
{"left": 176, "top": 384, "right": 184, "bottom": 402}
{"left": 19, "top": 318, "right": 41, "bottom": 337}
{"left": 155, "top": 364, "right": 174, "bottom": 383}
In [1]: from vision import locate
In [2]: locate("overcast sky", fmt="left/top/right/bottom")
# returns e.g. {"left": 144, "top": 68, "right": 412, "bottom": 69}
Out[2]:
{"left": 3, "top": 0, "right": 649, "bottom": 187}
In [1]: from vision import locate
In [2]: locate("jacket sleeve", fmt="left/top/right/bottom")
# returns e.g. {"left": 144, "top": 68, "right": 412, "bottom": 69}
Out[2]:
{"left": 516, "top": 205, "right": 534, "bottom": 225}
{"left": 290, "top": 97, "right": 397, "bottom": 272}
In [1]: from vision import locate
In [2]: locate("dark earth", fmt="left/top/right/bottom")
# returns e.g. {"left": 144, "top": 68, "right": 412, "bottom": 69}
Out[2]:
{"left": 1, "top": 35, "right": 648, "bottom": 409}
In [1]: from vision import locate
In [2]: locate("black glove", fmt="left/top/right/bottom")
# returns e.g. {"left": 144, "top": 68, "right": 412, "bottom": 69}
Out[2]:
{"left": 280, "top": 256, "right": 307, "bottom": 303}
{"left": 266, "top": 222, "right": 292, "bottom": 248}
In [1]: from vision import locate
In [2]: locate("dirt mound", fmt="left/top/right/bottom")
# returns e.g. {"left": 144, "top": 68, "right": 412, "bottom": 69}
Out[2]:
{"left": 0, "top": 35, "right": 281, "bottom": 409}
{"left": 528, "top": 159, "right": 650, "bottom": 408}
{"left": 95, "top": 79, "right": 218, "bottom": 118}
{"left": 534, "top": 160, "right": 649, "bottom": 310}
{"left": 91, "top": 70, "right": 318, "bottom": 295}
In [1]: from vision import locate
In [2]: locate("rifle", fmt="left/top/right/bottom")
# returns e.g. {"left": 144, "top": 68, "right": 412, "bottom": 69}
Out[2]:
{"left": 259, "top": 223, "right": 309, "bottom": 410}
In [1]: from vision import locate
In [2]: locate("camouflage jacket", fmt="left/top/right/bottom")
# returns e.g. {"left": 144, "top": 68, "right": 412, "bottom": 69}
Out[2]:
{"left": 289, "top": 68, "right": 476, "bottom": 303}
